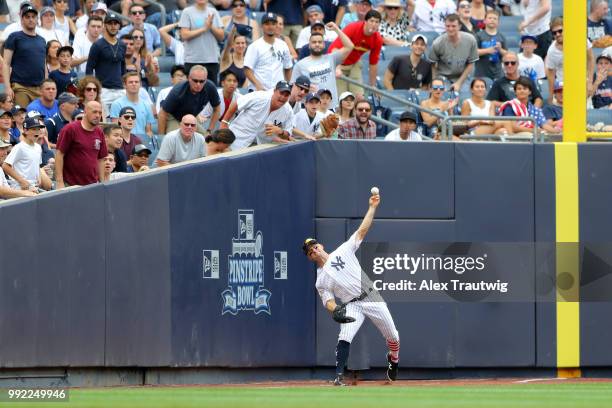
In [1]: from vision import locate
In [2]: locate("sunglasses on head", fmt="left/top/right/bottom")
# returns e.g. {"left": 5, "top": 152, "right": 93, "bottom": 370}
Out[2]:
{"left": 503, "top": 60, "right": 517, "bottom": 66}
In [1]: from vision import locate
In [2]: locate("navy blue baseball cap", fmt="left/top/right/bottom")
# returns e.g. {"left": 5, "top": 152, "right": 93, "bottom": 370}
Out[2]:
{"left": 24, "top": 116, "right": 44, "bottom": 129}
{"left": 293, "top": 75, "right": 311, "bottom": 90}
{"left": 303, "top": 238, "right": 318, "bottom": 255}
{"left": 275, "top": 80, "right": 291, "bottom": 93}
{"left": 305, "top": 92, "right": 321, "bottom": 103}
{"left": 261, "top": 12, "right": 278, "bottom": 24}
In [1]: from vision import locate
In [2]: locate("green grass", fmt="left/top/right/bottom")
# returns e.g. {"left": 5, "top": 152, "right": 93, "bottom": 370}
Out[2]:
{"left": 3, "top": 383, "right": 612, "bottom": 408}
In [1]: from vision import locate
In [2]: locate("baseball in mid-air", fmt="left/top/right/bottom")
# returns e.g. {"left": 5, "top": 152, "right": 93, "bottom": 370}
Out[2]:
{"left": 371, "top": 186, "right": 380, "bottom": 195}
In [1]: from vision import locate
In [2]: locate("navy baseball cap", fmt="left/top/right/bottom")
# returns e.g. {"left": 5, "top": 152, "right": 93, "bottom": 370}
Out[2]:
{"left": 305, "top": 92, "right": 321, "bottom": 103}
{"left": 10, "top": 105, "right": 26, "bottom": 115}
{"left": 119, "top": 106, "right": 136, "bottom": 117}
{"left": 24, "top": 116, "right": 44, "bottom": 129}
{"left": 275, "top": 80, "right": 291, "bottom": 93}
{"left": 294, "top": 75, "right": 311, "bottom": 90}
{"left": 0, "top": 109, "right": 12, "bottom": 117}
{"left": 261, "top": 12, "right": 278, "bottom": 24}
{"left": 520, "top": 35, "right": 538, "bottom": 43}
{"left": 311, "top": 20, "right": 325, "bottom": 29}
{"left": 71, "top": 108, "right": 84, "bottom": 120}
{"left": 105, "top": 12, "right": 121, "bottom": 24}
{"left": 302, "top": 238, "right": 318, "bottom": 255}
{"left": 317, "top": 88, "right": 332, "bottom": 98}
{"left": 399, "top": 110, "right": 417, "bottom": 122}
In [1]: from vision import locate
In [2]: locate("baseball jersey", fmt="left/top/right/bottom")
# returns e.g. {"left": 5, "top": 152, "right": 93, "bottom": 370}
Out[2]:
{"left": 244, "top": 37, "right": 293, "bottom": 91}
{"left": 229, "top": 90, "right": 294, "bottom": 150}
{"left": 411, "top": 0, "right": 456, "bottom": 33}
{"left": 293, "top": 109, "right": 325, "bottom": 136}
{"left": 315, "top": 232, "right": 364, "bottom": 306}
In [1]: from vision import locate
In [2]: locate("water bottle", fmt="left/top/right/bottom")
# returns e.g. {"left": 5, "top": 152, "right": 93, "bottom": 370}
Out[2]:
{"left": 489, "top": 37, "right": 499, "bottom": 63}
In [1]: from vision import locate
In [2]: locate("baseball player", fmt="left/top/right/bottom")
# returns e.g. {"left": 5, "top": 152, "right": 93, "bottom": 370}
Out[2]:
{"left": 303, "top": 191, "right": 400, "bottom": 386}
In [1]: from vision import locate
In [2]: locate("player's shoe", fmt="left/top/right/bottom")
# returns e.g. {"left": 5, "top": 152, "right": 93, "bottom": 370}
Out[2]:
{"left": 333, "top": 374, "right": 348, "bottom": 386}
{"left": 386, "top": 353, "right": 398, "bottom": 381}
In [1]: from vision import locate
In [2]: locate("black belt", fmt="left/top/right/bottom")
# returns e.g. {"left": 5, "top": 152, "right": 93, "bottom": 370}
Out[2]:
{"left": 349, "top": 287, "right": 373, "bottom": 303}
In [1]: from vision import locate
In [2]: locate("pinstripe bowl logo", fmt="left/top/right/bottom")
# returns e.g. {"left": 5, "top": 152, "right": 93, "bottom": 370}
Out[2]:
{"left": 201, "top": 209, "right": 288, "bottom": 316}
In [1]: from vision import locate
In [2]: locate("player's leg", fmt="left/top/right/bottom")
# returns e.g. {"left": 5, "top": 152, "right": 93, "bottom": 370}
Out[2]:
{"left": 362, "top": 302, "right": 400, "bottom": 381}
{"left": 334, "top": 302, "right": 365, "bottom": 385}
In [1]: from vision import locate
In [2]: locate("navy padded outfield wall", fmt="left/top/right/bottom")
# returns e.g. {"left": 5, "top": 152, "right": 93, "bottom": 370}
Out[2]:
{"left": 2, "top": 141, "right": 612, "bottom": 369}
{"left": 168, "top": 144, "right": 316, "bottom": 366}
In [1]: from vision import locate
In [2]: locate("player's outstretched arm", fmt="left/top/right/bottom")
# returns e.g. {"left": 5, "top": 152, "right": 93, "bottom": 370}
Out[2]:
{"left": 356, "top": 191, "right": 380, "bottom": 241}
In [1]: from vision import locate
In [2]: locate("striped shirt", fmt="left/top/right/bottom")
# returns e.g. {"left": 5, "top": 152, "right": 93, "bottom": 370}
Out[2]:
{"left": 316, "top": 233, "right": 364, "bottom": 306}
{"left": 244, "top": 37, "right": 293, "bottom": 91}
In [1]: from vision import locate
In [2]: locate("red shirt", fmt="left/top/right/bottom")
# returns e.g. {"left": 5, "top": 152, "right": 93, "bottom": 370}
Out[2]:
{"left": 56, "top": 121, "right": 108, "bottom": 186}
{"left": 328, "top": 21, "right": 383, "bottom": 66}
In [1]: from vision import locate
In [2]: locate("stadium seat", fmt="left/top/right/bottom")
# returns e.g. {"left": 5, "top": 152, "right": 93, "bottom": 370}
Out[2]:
{"left": 499, "top": 15, "right": 522, "bottom": 33}
{"left": 158, "top": 72, "right": 172, "bottom": 88}
{"left": 381, "top": 45, "right": 409, "bottom": 60}
{"left": 412, "top": 31, "right": 438, "bottom": 45}
{"left": 588, "top": 109, "right": 612, "bottom": 126}
{"left": 158, "top": 56, "right": 175, "bottom": 73}
{"left": 537, "top": 79, "right": 549, "bottom": 102}
{"left": 504, "top": 34, "right": 521, "bottom": 49}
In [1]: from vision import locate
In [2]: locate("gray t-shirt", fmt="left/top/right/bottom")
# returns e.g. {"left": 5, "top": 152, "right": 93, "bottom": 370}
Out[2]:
{"left": 474, "top": 31, "right": 507, "bottom": 80}
{"left": 428, "top": 32, "right": 479, "bottom": 81}
{"left": 291, "top": 52, "right": 344, "bottom": 107}
{"left": 157, "top": 129, "right": 206, "bottom": 164}
{"left": 178, "top": 5, "right": 222, "bottom": 64}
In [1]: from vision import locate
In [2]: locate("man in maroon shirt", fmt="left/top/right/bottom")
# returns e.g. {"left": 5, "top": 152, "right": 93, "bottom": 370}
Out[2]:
{"left": 55, "top": 101, "right": 107, "bottom": 188}
{"left": 328, "top": 9, "right": 383, "bottom": 96}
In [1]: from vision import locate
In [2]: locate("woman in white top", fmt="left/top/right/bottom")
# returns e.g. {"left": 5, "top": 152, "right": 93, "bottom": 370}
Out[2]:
{"left": 52, "top": 0, "right": 76, "bottom": 37}
{"left": 38, "top": 7, "right": 69, "bottom": 45}
{"left": 461, "top": 78, "right": 496, "bottom": 135}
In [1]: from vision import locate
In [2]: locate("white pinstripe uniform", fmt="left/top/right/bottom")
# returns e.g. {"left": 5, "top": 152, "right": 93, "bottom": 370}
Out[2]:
{"left": 316, "top": 232, "right": 399, "bottom": 344}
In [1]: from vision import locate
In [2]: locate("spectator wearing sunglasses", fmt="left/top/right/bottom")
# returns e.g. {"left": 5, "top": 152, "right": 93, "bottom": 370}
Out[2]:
{"left": 486, "top": 52, "right": 543, "bottom": 109}
{"left": 337, "top": 99, "right": 376, "bottom": 139}
{"left": 544, "top": 17, "right": 563, "bottom": 104}
{"left": 155, "top": 114, "right": 206, "bottom": 167}
{"left": 118, "top": 4, "right": 162, "bottom": 56}
{"left": 411, "top": 0, "right": 456, "bottom": 34}
{"left": 116, "top": 106, "right": 143, "bottom": 160}
{"left": 159, "top": 65, "right": 220, "bottom": 135}
{"left": 221, "top": 0, "right": 260, "bottom": 41}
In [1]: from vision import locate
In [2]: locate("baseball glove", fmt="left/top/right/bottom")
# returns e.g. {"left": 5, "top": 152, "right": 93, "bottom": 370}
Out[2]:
{"left": 320, "top": 114, "right": 340, "bottom": 137}
{"left": 332, "top": 304, "right": 356, "bottom": 324}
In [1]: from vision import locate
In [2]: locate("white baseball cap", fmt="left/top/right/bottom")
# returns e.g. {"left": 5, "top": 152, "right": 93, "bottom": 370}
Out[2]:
{"left": 339, "top": 91, "right": 355, "bottom": 101}
{"left": 411, "top": 34, "right": 428, "bottom": 45}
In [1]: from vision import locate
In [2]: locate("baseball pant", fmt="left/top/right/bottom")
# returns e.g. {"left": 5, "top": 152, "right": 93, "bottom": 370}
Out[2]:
{"left": 339, "top": 301, "right": 399, "bottom": 344}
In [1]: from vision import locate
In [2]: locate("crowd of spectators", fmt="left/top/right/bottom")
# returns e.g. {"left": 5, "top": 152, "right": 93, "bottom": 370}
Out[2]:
{"left": 0, "top": 0, "right": 581, "bottom": 199}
